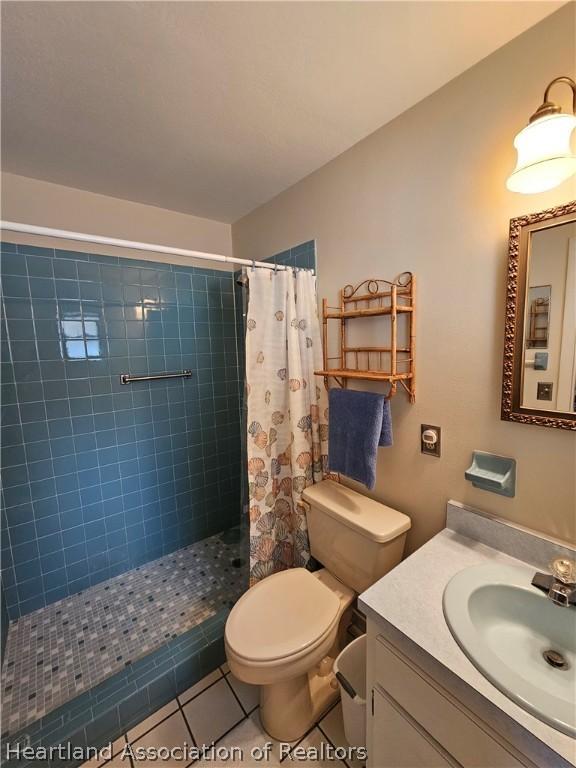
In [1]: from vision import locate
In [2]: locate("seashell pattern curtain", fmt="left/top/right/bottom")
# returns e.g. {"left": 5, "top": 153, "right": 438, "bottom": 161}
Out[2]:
{"left": 246, "top": 268, "right": 329, "bottom": 586}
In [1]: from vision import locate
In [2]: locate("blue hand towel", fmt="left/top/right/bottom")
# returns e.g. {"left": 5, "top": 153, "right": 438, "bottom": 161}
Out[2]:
{"left": 328, "top": 389, "right": 393, "bottom": 489}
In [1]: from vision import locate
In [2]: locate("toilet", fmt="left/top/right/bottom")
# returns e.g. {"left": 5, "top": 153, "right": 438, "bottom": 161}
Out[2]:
{"left": 225, "top": 479, "right": 411, "bottom": 741}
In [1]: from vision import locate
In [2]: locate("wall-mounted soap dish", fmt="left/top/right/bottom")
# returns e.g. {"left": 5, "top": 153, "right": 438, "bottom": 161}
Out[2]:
{"left": 465, "top": 451, "right": 516, "bottom": 498}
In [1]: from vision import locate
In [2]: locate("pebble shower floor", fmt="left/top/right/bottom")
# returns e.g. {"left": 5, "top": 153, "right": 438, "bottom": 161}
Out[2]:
{"left": 1, "top": 530, "right": 244, "bottom": 736}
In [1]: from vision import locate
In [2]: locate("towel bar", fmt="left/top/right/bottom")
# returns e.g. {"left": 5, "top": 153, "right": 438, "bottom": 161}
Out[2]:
{"left": 120, "top": 370, "right": 192, "bottom": 385}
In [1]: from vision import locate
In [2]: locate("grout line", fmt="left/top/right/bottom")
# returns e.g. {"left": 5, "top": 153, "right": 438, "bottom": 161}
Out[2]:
{"left": 175, "top": 693, "right": 199, "bottom": 750}
{"left": 205, "top": 712, "right": 248, "bottom": 751}
{"left": 105, "top": 689, "right": 339, "bottom": 768}
{"left": 126, "top": 737, "right": 135, "bottom": 768}
{"left": 129, "top": 664, "right": 228, "bottom": 745}
{"left": 100, "top": 733, "right": 131, "bottom": 768}
{"left": 317, "top": 705, "right": 359, "bottom": 768}
{"left": 278, "top": 699, "right": 341, "bottom": 763}
{"left": 221, "top": 671, "right": 249, "bottom": 717}
{"left": 127, "top": 700, "right": 195, "bottom": 768}
{"left": 320, "top": 699, "right": 340, "bottom": 720}
{"left": 176, "top": 670, "right": 224, "bottom": 708}
{"left": 317, "top": 720, "right": 340, "bottom": 750}
{"left": 279, "top": 720, "right": 322, "bottom": 763}
{"left": 178, "top": 675, "right": 247, "bottom": 750}
{"left": 127, "top": 701, "right": 184, "bottom": 746}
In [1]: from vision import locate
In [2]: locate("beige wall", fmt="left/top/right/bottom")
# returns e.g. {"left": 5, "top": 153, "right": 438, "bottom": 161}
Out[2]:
{"left": 233, "top": 5, "right": 576, "bottom": 549}
{"left": 1, "top": 173, "right": 232, "bottom": 270}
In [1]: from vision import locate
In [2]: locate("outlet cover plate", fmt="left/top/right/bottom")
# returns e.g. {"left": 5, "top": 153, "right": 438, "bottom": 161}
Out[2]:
{"left": 537, "top": 381, "right": 553, "bottom": 401}
{"left": 421, "top": 424, "right": 441, "bottom": 457}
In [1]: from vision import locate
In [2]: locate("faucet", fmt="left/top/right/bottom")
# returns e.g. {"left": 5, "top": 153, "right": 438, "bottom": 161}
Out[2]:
{"left": 531, "top": 558, "right": 576, "bottom": 607}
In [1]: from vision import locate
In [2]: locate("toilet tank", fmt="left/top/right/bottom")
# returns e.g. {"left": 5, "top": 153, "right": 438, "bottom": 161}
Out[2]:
{"left": 302, "top": 480, "right": 411, "bottom": 594}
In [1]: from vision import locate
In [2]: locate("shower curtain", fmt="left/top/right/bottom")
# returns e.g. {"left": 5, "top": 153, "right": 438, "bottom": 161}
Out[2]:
{"left": 246, "top": 268, "right": 329, "bottom": 585}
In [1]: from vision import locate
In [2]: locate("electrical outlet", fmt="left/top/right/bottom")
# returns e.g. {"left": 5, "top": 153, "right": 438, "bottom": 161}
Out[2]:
{"left": 537, "top": 381, "right": 553, "bottom": 401}
{"left": 421, "top": 424, "right": 441, "bottom": 457}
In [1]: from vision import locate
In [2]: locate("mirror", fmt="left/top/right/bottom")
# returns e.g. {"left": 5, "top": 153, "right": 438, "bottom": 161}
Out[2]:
{"left": 502, "top": 201, "right": 576, "bottom": 430}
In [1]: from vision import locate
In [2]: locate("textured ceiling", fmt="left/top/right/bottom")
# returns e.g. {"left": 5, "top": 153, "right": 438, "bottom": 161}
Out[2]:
{"left": 1, "top": 1, "right": 562, "bottom": 222}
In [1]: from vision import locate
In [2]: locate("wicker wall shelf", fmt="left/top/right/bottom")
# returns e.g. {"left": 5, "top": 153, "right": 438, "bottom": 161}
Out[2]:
{"left": 324, "top": 305, "right": 414, "bottom": 319}
{"left": 315, "top": 273, "right": 416, "bottom": 401}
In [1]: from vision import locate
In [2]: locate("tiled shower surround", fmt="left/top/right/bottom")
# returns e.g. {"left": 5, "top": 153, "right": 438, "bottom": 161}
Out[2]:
{"left": 2, "top": 529, "right": 245, "bottom": 735}
{"left": 0, "top": 238, "right": 315, "bottom": 768}
{"left": 1, "top": 242, "right": 243, "bottom": 619}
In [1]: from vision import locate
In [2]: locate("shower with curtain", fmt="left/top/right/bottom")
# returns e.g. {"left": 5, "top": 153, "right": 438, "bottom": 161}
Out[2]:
{"left": 245, "top": 268, "right": 328, "bottom": 586}
{"left": 0, "top": 227, "right": 317, "bottom": 760}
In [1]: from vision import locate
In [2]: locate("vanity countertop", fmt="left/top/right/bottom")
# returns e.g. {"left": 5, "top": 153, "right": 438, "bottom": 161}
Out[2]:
{"left": 359, "top": 510, "right": 576, "bottom": 767}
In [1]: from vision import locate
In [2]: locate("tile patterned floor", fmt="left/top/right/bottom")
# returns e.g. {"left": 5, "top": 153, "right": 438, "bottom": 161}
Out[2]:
{"left": 2, "top": 531, "right": 246, "bottom": 735}
{"left": 81, "top": 665, "right": 365, "bottom": 768}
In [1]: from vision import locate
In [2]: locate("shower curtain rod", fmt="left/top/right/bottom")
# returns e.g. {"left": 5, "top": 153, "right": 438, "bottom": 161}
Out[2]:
{"left": 0, "top": 221, "right": 314, "bottom": 273}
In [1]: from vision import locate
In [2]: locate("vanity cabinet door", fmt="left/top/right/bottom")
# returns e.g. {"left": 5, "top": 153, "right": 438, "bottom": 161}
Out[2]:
{"left": 373, "top": 636, "right": 529, "bottom": 768}
{"left": 371, "top": 687, "right": 460, "bottom": 768}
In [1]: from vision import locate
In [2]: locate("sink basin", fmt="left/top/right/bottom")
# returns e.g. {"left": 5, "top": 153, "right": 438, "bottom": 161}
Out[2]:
{"left": 443, "top": 563, "right": 576, "bottom": 736}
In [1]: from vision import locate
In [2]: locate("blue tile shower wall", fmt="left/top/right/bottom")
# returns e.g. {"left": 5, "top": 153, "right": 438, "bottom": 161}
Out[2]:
{"left": 1, "top": 242, "right": 242, "bottom": 619}
{"left": 263, "top": 240, "right": 315, "bottom": 271}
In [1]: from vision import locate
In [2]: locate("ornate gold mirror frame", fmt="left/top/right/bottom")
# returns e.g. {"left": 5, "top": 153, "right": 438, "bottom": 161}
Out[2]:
{"left": 502, "top": 200, "right": 576, "bottom": 430}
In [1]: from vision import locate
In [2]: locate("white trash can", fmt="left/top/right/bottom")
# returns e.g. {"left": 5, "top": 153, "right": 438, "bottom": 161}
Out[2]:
{"left": 334, "top": 634, "right": 367, "bottom": 748}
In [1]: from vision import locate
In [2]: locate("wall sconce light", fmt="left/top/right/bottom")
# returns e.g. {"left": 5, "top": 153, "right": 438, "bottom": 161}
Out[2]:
{"left": 507, "top": 76, "right": 576, "bottom": 194}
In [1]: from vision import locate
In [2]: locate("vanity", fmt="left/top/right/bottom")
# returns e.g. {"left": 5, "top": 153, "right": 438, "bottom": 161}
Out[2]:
{"left": 359, "top": 501, "right": 576, "bottom": 768}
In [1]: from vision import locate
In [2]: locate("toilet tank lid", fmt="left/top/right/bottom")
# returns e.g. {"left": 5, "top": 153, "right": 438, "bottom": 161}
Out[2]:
{"left": 302, "top": 480, "right": 411, "bottom": 543}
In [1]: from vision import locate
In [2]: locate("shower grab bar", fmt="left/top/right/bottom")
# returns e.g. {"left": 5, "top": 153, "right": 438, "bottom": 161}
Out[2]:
{"left": 120, "top": 370, "right": 192, "bottom": 385}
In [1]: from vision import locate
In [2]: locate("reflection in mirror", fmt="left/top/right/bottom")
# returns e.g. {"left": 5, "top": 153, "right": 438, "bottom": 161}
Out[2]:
{"left": 525, "top": 286, "right": 550, "bottom": 349}
{"left": 521, "top": 222, "right": 576, "bottom": 414}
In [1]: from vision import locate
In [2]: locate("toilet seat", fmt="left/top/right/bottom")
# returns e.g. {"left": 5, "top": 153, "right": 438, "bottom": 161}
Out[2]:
{"left": 225, "top": 568, "right": 340, "bottom": 663}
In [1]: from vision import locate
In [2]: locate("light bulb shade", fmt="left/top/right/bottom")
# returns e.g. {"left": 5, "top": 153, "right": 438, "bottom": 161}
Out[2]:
{"left": 506, "top": 112, "right": 576, "bottom": 193}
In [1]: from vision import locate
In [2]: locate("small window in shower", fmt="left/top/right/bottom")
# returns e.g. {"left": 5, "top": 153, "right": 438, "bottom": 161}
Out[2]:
{"left": 59, "top": 316, "right": 101, "bottom": 359}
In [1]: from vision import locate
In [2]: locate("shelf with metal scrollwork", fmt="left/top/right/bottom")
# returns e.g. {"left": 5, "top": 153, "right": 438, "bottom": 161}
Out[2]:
{"left": 315, "top": 273, "right": 416, "bottom": 402}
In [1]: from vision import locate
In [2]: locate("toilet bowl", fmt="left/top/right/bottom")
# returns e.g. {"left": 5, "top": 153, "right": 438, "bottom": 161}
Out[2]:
{"left": 226, "top": 567, "right": 355, "bottom": 741}
{"left": 225, "top": 479, "right": 411, "bottom": 741}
